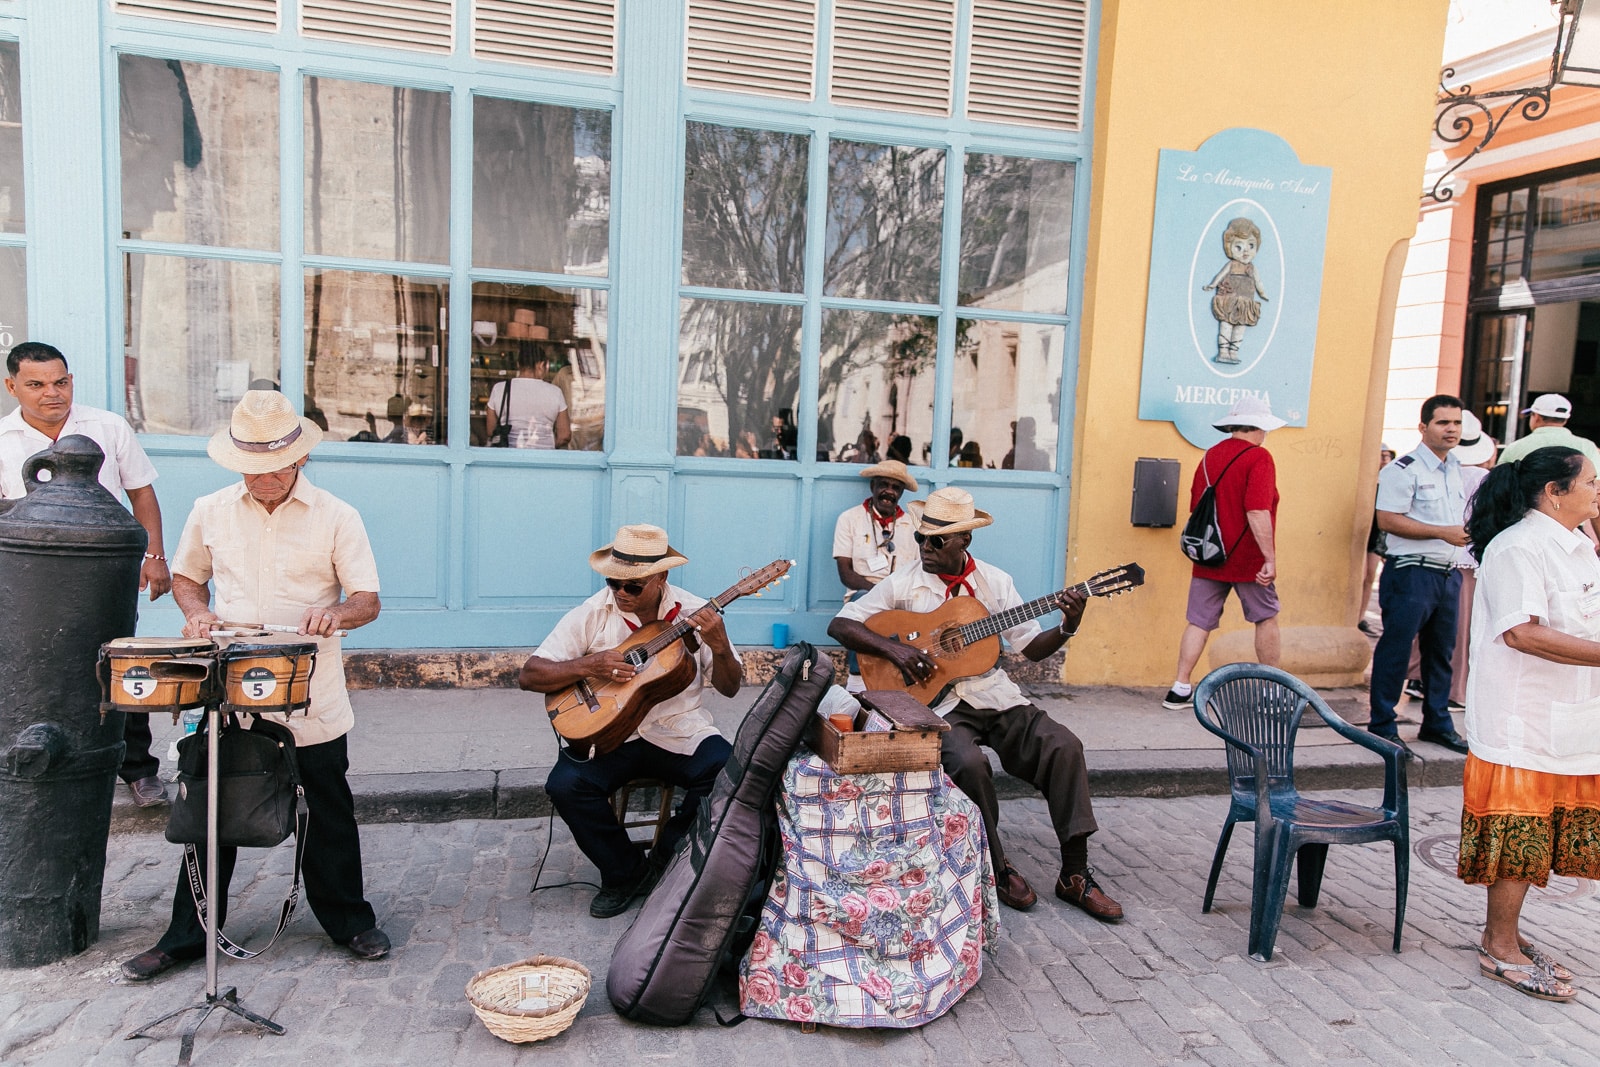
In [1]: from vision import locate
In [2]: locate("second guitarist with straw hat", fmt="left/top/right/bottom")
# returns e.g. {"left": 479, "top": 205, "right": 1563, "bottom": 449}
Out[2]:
{"left": 518, "top": 524, "right": 742, "bottom": 918}
{"left": 828, "top": 487, "right": 1124, "bottom": 922}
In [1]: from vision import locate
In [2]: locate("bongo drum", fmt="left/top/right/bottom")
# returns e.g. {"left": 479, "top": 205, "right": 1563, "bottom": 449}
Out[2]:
{"left": 98, "top": 637, "right": 216, "bottom": 718}
{"left": 218, "top": 642, "right": 317, "bottom": 715}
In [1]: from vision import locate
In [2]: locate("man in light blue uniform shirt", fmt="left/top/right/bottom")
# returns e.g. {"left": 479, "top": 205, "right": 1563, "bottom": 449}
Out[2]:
{"left": 1369, "top": 394, "right": 1469, "bottom": 753}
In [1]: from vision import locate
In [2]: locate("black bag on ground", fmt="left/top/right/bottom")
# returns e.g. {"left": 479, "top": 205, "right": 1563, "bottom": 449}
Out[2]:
{"left": 1179, "top": 444, "right": 1258, "bottom": 566}
{"left": 165, "top": 712, "right": 303, "bottom": 848}
{"left": 606, "top": 643, "right": 833, "bottom": 1026}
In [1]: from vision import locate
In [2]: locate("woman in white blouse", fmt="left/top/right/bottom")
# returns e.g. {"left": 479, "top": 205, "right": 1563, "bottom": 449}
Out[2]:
{"left": 1461, "top": 444, "right": 1600, "bottom": 1002}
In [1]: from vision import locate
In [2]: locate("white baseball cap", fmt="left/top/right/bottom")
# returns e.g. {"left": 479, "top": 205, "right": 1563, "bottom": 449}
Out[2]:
{"left": 1523, "top": 393, "right": 1573, "bottom": 418}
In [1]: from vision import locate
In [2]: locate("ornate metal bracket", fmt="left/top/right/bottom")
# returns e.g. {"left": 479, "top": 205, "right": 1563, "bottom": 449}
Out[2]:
{"left": 1425, "top": 2, "right": 1581, "bottom": 203}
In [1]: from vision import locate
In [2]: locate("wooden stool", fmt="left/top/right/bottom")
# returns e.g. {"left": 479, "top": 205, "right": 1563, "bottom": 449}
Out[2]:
{"left": 609, "top": 779, "right": 677, "bottom": 849}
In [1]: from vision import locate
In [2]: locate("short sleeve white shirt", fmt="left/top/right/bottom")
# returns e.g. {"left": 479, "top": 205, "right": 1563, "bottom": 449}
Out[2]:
{"left": 488, "top": 378, "right": 567, "bottom": 450}
{"left": 832, "top": 501, "right": 920, "bottom": 594}
{"left": 835, "top": 558, "right": 1042, "bottom": 716}
{"left": 1466, "top": 509, "right": 1600, "bottom": 774}
{"left": 171, "top": 474, "right": 381, "bottom": 747}
{"left": 532, "top": 583, "right": 740, "bottom": 755}
{"left": 0, "top": 404, "right": 158, "bottom": 502}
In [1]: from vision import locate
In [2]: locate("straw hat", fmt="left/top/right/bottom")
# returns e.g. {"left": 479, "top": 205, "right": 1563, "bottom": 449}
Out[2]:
{"left": 1453, "top": 410, "right": 1496, "bottom": 466}
{"left": 588, "top": 524, "right": 689, "bottom": 579}
{"left": 859, "top": 459, "right": 918, "bottom": 492}
{"left": 909, "top": 486, "right": 992, "bottom": 537}
{"left": 207, "top": 390, "right": 324, "bottom": 474}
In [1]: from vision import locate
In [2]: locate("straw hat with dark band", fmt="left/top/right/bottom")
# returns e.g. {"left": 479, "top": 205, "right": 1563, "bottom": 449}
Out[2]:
{"left": 207, "top": 390, "right": 324, "bottom": 475}
{"left": 909, "top": 486, "right": 992, "bottom": 537}
{"left": 859, "top": 459, "right": 918, "bottom": 492}
{"left": 589, "top": 524, "right": 689, "bottom": 579}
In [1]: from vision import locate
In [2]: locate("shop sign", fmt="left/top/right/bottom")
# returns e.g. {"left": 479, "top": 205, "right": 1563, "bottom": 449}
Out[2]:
{"left": 1138, "top": 128, "right": 1331, "bottom": 449}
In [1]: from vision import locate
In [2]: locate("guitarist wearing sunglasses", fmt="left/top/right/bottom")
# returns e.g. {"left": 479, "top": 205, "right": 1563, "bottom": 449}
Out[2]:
{"left": 519, "top": 525, "right": 742, "bottom": 918}
{"left": 828, "top": 487, "right": 1124, "bottom": 923}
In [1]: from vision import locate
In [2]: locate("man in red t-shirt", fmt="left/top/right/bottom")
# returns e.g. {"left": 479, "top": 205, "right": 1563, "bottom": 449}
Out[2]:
{"left": 1162, "top": 397, "right": 1284, "bottom": 709}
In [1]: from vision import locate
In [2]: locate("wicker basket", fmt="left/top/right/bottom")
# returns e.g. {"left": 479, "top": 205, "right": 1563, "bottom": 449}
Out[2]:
{"left": 465, "top": 955, "right": 591, "bottom": 1044}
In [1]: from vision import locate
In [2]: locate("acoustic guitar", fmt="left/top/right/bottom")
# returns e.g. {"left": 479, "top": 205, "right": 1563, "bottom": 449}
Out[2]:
{"left": 547, "top": 559, "right": 792, "bottom": 755}
{"left": 858, "top": 562, "right": 1145, "bottom": 705}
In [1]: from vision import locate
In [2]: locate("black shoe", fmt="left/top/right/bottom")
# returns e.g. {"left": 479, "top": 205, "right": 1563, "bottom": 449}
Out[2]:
{"left": 590, "top": 863, "right": 658, "bottom": 919}
{"left": 120, "top": 949, "right": 183, "bottom": 982}
{"left": 1416, "top": 727, "right": 1469, "bottom": 755}
{"left": 1357, "top": 619, "right": 1378, "bottom": 636}
{"left": 346, "top": 928, "right": 390, "bottom": 960}
{"left": 1403, "top": 680, "right": 1425, "bottom": 701}
{"left": 1368, "top": 729, "right": 1411, "bottom": 756}
{"left": 1447, "top": 700, "right": 1466, "bottom": 714}
{"left": 1160, "top": 688, "right": 1192, "bottom": 711}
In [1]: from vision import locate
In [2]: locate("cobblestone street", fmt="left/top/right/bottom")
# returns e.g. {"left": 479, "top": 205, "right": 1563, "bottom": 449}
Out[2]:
{"left": 3, "top": 784, "right": 1597, "bottom": 1065}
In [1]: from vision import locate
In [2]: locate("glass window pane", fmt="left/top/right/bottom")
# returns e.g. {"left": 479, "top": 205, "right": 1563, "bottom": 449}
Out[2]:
{"left": 473, "top": 96, "right": 611, "bottom": 276}
{"left": 960, "top": 154, "right": 1074, "bottom": 314}
{"left": 305, "top": 78, "right": 450, "bottom": 263}
{"left": 120, "top": 56, "right": 279, "bottom": 250}
{"left": 681, "top": 122, "right": 809, "bottom": 292}
{"left": 0, "top": 245, "right": 24, "bottom": 417}
{"left": 818, "top": 309, "right": 937, "bottom": 466}
{"left": 824, "top": 140, "right": 944, "bottom": 304}
{"left": 305, "top": 270, "right": 447, "bottom": 446}
{"left": 0, "top": 42, "right": 22, "bottom": 234}
{"left": 470, "top": 282, "right": 607, "bottom": 450}
{"left": 677, "top": 298, "right": 801, "bottom": 458}
{"left": 950, "top": 319, "right": 1063, "bottom": 472}
{"left": 1530, "top": 172, "right": 1600, "bottom": 283}
{"left": 124, "top": 254, "right": 280, "bottom": 435}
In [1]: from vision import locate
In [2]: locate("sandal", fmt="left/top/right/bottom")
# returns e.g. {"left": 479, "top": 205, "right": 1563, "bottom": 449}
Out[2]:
{"left": 1479, "top": 945, "right": 1576, "bottom": 1002}
{"left": 1521, "top": 941, "right": 1575, "bottom": 982}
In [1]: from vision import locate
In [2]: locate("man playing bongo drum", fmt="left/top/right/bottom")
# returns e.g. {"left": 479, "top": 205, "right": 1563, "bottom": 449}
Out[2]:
{"left": 519, "top": 524, "right": 742, "bottom": 917}
{"left": 121, "top": 390, "right": 390, "bottom": 981}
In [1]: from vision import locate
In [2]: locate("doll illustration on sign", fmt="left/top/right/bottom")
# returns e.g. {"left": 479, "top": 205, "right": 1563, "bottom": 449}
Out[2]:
{"left": 1202, "top": 217, "right": 1270, "bottom": 365}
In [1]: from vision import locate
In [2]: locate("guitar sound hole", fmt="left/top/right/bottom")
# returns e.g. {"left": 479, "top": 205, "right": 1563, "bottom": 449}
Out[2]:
{"left": 625, "top": 650, "right": 647, "bottom": 669}
{"left": 937, "top": 630, "right": 964, "bottom": 655}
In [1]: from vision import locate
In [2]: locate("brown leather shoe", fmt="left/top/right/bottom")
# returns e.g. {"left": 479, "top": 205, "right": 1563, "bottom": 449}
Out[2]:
{"left": 120, "top": 949, "right": 183, "bottom": 982}
{"left": 995, "top": 862, "right": 1037, "bottom": 910}
{"left": 1056, "top": 869, "right": 1125, "bottom": 923}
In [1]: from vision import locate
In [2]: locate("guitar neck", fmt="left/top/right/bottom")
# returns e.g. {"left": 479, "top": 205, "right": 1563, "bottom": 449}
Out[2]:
{"left": 633, "top": 585, "right": 739, "bottom": 658}
{"left": 959, "top": 580, "right": 1089, "bottom": 643}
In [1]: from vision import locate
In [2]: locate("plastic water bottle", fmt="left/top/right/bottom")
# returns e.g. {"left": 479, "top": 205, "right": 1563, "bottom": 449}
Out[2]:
{"left": 166, "top": 708, "right": 203, "bottom": 765}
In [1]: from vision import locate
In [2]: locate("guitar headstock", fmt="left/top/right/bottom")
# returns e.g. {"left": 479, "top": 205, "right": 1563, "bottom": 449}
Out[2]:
{"left": 1084, "top": 562, "right": 1144, "bottom": 598}
{"left": 730, "top": 559, "right": 794, "bottom": 600}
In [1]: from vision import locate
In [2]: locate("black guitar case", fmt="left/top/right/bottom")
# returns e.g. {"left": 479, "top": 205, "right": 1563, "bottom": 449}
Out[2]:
{"left": 606, "top": 643, "right": 833, "bottom": 1025}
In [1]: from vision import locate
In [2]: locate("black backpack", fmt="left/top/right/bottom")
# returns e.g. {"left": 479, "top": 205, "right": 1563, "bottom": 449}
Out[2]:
{"left": 1180, "top": 444, "right": 1258, "bottom": 566}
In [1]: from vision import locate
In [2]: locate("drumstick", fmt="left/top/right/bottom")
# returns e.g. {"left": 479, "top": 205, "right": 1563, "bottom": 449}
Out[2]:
{"left": 220, "top": 620, "right": 349, "bottom": 638}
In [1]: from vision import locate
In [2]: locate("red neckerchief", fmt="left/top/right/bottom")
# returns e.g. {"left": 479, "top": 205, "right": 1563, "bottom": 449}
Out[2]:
{"left": 622, "top": 601, "right": 680, "bottom": 632}
{"left": 938, "top": 554, "right": 977, "bottom": 599}
{"left": 863, "top": 498, "right": 903, "bottom": 539}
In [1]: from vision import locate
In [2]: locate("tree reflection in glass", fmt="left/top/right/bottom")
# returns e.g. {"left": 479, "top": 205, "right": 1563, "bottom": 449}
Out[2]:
{"left": 824, "top": 140, "right": 944, "bottom": 304}
{"left": 682, "top": 122, "right": 808, "bottom": 292}
{"left": 959, "top": 154, "right": 1074, "bottom": 314}
{"left": 678, "top": 298, "right": 801, "bottom": 458}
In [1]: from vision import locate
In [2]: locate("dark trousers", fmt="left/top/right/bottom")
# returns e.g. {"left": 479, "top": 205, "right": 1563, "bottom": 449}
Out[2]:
{"left": 545, "top": 734, "right": 731, "bottom": 887}
{"left": 940, "top": 701, "right": 1098, "bottom": 874}
{"left": 1370, "top": 563, "right": 1461, "bottom": 737}
{"left": 118, "top": 714, "right": 160, "bottom": 784}
{"left": 154, "top": 733, "right": 376, "bottom": 958}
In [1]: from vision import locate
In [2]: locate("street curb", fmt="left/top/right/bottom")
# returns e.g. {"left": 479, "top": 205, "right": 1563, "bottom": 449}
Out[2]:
{"left": 108, "top": 751, "right": 1464, "bottom": 834}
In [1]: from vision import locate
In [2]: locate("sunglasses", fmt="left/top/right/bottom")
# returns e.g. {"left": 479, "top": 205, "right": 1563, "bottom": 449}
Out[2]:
{"left": 913, "top": 532, "right": 959, "bottom": 550}
{"left": 605, "top": 577, "right": 650, "bottom": 596}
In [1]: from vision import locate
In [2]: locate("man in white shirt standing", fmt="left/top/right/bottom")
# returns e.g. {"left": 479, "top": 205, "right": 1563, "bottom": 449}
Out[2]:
{"left": 832, "top": 459, "right": 920, "bottom": 692}
{"left": 519, "top": 524, "right": 743, "bottom": 918}
{"left": 120, "top": 389, "right": 389, "bottom": 980}
{"left": 1, "top": 341, "right": 173, "bottom": 807}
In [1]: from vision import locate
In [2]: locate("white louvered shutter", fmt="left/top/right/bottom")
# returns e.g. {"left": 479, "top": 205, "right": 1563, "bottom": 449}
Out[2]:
{"left": 685, "top": 0, "right": 818, "bottom": 100}
{"left": 474, "top": 0, "right": 617, "bottom": 76}
{"left": 967, "top": 0, "right": 1087, "bottom": 131}
{"left": 301, "top": 0, "right": 454, "bottom": 54}
{"left": 113, "top": 0, "right": 279, "bottom": 31}
{"left": 830, "top": 0, "right": 955, "bottom": 116}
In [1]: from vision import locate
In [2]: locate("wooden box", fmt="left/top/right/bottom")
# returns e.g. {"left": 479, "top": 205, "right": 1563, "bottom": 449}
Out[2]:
{"left": 806, "top": 689, "right": 949, "bottom": 775}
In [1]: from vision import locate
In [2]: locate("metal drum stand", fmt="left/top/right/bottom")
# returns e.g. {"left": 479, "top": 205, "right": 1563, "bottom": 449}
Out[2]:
{"left": 122, "top": 650, "right": 287, "bottom": 1065}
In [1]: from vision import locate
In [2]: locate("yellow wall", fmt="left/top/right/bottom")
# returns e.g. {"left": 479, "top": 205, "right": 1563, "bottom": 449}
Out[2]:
{"left": 1065, "top": 0, "right": 1450, "bottom": 685}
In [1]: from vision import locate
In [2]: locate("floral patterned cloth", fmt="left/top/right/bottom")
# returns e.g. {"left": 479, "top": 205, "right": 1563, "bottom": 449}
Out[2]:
{"left": 1459, "top": 752, "right": 1600, "bottom": 886}
{"left": 738, "top": 749, "right": 998, "bottom": 1028}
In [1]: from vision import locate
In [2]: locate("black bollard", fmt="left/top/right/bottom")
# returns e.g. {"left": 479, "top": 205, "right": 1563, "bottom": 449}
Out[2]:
{"left": 0, "top": 435, "right": 145, "bottom": 967}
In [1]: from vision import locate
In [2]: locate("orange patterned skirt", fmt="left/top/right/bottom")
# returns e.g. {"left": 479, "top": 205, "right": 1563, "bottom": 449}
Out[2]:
{"left": 1459, "top": 753, "right": 1600, "bottom": 886}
